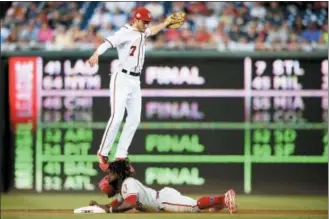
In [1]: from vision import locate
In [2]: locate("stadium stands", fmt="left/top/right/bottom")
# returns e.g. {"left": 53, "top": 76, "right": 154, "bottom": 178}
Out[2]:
{"left": 1, "top": 1, "right": 328, "bottom": 51}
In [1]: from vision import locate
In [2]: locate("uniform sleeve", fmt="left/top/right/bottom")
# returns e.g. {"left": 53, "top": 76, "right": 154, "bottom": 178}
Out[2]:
{"left": 121, "top": 178, "right": 138, "bottom": 199}
{"left": 145, "top": 28, "right": 152, "bottom": 38}
{"left": 105, "top": 29, "right": 125, "bottom": 48}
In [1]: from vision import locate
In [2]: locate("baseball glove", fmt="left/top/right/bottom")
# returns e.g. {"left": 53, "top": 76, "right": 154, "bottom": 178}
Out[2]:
{"left": 165, "top": 11, "right": 186, "bottom": 29}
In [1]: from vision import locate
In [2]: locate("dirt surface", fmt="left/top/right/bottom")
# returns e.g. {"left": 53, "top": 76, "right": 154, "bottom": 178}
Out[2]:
{"left": 1, "top": 209, "right": 327, "bottom": 215}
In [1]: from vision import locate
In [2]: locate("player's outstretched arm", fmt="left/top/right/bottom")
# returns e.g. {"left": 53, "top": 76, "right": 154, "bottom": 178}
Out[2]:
{"left": 149, "top": 20, "right": 171, "bottom": 36}
{"left": 87, "top": 41, "right": 112, "bottom": 67}
{"left": 149, "top": 11, "right": 186, "bottom": 36}
{"left": 89, "top": 200, "right": 111, "bottom": 212}
{"left": 110, "top": 195, "right": 137, "bottom": 213}
{"left": 89, "top": 198, "right": 123, "bottom": 213}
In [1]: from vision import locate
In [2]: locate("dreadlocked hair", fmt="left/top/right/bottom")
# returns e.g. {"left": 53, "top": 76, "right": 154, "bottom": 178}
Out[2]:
{"left": 108, "top": 159, "right": 133, "bottom": 181}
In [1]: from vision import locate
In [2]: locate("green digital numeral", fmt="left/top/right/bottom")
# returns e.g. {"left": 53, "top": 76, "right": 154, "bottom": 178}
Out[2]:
{"left": 45, "top": 128, "right": 62, "bottom": 143}
{"left": 44, "top": 143, "right": 61, "bottom": 155}
{"left": 43, "top": 176, "right": 62, "bottom": 191}
{"left": 253, "top": 129, "right": 271, "bottom": 143}
{"left": 252, "top": 144, "right": 271, "bottom": 156}
{"left": 44, "top": 162, "right": 61, "bottom": 175}
{"left": 274, "top": 129, "right": 296, "bottom": 143}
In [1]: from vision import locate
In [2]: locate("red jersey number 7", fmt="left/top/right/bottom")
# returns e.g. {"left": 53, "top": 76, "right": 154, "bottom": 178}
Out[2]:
{"left": 130, "top": 46, "right": 137, "bottom": 56}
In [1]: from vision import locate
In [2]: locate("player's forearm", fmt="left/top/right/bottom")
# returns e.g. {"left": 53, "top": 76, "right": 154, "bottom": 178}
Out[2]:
{"left": 109, "top": 199, "right": 122, "bottom": 208}
{"left": 90, "top": 200, "right": 116, "bottom": 213}
{"left": 149, "top": 21, "right": 170, "bottom": 36}
{"left": 111, "top": 202, "right": 136, "bottom": 213}
{"left": 95, "top": 204, "right": 111, "bottom": 213}
{"left": 96, "top": 202, "right": 124, "bottom": 213}
{"left": 94, "top": 41, "right": 112, "bottom": 56}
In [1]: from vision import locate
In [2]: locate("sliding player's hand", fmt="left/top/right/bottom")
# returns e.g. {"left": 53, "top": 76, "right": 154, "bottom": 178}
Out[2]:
{"left": 89, "top": 200, "right": 98, "bottom": 206}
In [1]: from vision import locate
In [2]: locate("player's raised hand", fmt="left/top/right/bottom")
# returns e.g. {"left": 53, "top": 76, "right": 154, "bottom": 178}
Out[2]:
{"left": 89, "top": 200, "right": 98, "bottom": 206}
{"left": 88, "top": 54, "right": 99, "bottom": 67}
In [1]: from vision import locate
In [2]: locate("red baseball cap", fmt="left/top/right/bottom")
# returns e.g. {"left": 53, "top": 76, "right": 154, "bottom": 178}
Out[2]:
{"left": 134, "top": 7, "right": 152, "bottom": 22}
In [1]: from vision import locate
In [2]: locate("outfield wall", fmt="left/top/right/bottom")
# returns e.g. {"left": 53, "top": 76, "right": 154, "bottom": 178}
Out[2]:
{"left": 1, "top": 50, "right": 327, "bottom": 194}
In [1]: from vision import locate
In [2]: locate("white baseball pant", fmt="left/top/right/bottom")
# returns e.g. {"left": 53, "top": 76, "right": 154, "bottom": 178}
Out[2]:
{"left": 98, "top": 72, "right": 141, "bottom": 158}
{"left": 158, "top": 187, "right": 200, "bottom": 213}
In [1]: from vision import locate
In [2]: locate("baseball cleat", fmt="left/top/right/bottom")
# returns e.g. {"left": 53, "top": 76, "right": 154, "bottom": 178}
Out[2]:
{"left": 97, "top": 154, "right": 110, "bottom": 172}
{"left": 224, "top": 189, "right": 237, "bottom": 214}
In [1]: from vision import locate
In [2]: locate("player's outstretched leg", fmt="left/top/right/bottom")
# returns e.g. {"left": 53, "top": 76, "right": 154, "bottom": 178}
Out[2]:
{"left": 197, "top": 189, "right": 237, "bottom": 214}
{"left": 197, "top": 195, "right": 225, "bottom": 210}
{"left": 114, "top": 85, "right": 141, "bottom": 160}
{"left": 97, "top": 73, "right": 128, "bottom": 172}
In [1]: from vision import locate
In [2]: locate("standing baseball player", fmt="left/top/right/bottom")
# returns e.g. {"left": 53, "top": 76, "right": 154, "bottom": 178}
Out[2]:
{"left": 88, "top": 8, "right": 185, "bottom": 172}
{"left": 74, "top": 160, "right": 237, "bottom": 214}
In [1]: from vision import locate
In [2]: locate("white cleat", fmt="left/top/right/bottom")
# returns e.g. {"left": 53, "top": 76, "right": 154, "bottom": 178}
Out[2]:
{"left": 224, "top": 189, "right": 237, "bottom": 214}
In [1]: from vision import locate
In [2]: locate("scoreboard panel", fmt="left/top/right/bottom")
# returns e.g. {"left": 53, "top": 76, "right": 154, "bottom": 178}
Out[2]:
{"left": 9, "top": 55, "right": 328, "bottom": 193}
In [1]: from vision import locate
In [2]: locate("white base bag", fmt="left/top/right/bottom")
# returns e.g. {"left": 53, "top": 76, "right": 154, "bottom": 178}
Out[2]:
{"left": 74, "top": 205, "right": 107, "bottom": 214}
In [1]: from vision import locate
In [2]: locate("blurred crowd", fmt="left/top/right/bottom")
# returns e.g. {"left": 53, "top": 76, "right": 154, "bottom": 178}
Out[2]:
{"left": 1, "top": 1, "right": 328, "bottom": 52}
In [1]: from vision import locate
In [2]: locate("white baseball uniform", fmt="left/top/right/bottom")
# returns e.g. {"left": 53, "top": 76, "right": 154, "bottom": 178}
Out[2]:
{"left": 118, "top": 177, "right": 200, "bottom": 213}
{"left": 97, "top": 24, "right": 152, "bottom": 159}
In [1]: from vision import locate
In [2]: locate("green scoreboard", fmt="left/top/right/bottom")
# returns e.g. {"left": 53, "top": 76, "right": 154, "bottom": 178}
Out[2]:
{"left": 9, "top": 55, "right": 328, "bottom": 194}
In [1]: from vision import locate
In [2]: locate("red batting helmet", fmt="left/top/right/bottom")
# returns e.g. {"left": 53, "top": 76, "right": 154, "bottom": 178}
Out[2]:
{"left": 134, "top": 7, "right": 152, "bottom": 22}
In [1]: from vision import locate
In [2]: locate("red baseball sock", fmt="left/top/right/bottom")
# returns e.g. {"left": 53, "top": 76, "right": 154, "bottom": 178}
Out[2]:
{"left": 197, "top": 196, "right": 225, "bottom": 209}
